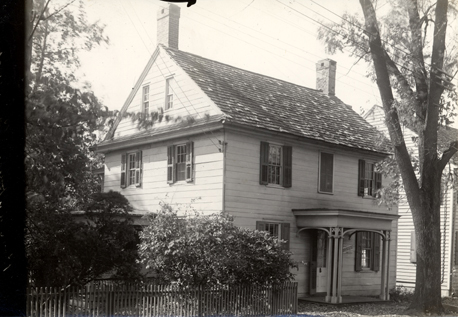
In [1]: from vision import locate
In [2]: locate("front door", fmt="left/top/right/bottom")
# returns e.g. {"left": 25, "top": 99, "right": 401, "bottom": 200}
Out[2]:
{"left": 310, "top": 230, "right": 327, "bottom": 294}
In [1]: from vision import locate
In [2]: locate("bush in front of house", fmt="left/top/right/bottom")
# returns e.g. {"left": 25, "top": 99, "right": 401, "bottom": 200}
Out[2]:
{"left": 138, "top": 202, "right": 297, "bottom": 287}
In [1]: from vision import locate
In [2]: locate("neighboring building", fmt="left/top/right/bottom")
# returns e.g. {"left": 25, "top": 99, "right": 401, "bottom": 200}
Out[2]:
{"left": 94, "top": 4, "right": 399, "bottom": 302}
{"left": 364, "top": 105, "right": 458, "bottom": 296}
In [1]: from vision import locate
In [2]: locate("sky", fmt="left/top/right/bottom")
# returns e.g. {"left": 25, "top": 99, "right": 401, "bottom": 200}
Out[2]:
{"left": 76, "top": 0, "right": 387, "bottom": 117}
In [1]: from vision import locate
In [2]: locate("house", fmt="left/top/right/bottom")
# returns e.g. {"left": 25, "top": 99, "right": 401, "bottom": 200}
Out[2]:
{"left": 364, "top": 105, "right": 458, "bottom": 296}
{"left": 94, "top": 4, "right": 399, "bottom": 303}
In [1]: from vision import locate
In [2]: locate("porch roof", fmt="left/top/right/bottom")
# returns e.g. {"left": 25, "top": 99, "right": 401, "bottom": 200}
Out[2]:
{"left": 292, "top": 208, "right": 399, "bottom": 231}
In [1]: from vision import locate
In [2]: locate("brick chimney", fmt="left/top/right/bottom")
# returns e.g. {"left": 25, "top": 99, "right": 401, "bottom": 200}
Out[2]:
{"left": 316, "top": 59, "right": 336, "bottom": 96}
{"left": 157, "top": 4, "right": 181, "bottom": 49}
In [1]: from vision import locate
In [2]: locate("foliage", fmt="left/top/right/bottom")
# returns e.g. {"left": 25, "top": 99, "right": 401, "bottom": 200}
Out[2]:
{"left": 27, "top": 191, "right": 142, "bottom": 287}
{"left": 389, "top": 285, "right": 414, "bottom": 303}
{"left": 139, "top": 202, "right": 297, "bottom": 287}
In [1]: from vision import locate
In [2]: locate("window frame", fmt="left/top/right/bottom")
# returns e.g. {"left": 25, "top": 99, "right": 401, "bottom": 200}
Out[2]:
{"left": 142, "top": 85, "right": 150, "bottom": 114}
{"left": 358, "top": 160, "right": 382, "bottom": 198}
{"left": 121, "top": 151, "right": 142, "bottom": 188}
{"left": 165, "top": 77, "right": 174, "bottom": 110}
{"left": 256, "top": 221, "right": 290, "bottom": 251}
{"left": 259, "top": 142, "right": 292, "bottom": 188}
{"left": 167, "top": 141, "right": 194, "bottom": 184}
{"left": 318, "top": 152, "right": 334, "bottom": 194}
{"left": 355, "top": 231, "right": 380, "bottom": 272}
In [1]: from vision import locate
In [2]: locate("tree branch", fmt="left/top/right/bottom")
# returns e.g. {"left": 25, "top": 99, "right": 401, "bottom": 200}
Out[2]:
{"left": 27, "top": 0, "right": 51, "bottom": 44}
{"left": 437, "top": 140, "right": 458, "bottom": 171}
{"left": 42, "top": 0, "right": 77, "bottom": 21}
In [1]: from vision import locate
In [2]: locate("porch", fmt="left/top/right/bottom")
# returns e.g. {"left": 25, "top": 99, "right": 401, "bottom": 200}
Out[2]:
{"left": 293, "top": 208, "right": 399, "bottom": 304}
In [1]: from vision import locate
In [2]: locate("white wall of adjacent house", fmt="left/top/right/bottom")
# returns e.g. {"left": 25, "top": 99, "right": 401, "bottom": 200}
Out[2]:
{"left": 223, "top": 128, "right": 398, "bottom": 297}
{"left": 365, "top": 106, "right": 453, "bottom": 296}
{"left": 115, "top": 46, "right": 222, "bottom": 139}
{"left": 103, "top": 132, "right": 224, "bottom": 217}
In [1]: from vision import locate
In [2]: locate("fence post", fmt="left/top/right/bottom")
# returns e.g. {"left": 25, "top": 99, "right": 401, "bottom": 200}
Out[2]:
{"left": 197, "top": 285, "right": 202, "bottom": 317}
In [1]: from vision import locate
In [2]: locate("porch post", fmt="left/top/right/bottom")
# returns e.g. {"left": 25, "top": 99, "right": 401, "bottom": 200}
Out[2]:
{"left": 325, "top": 232, "right": 333, "bottom": 302}
{"left": 385, "top": 231, "right": 391, "bottom": 300}
{"left": 337, "top": 231, "right": 343, "bottom": 303}
{"left": 330, "top": 227, "right": 340, "bottom": 304}
{"left": 380, "top": 231, "right": 387, "bottom": 300}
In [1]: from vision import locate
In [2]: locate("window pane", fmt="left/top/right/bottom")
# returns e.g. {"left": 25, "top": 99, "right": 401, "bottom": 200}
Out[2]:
{"left": 176, "top": 145, "right": 187, "bottom": 181}
{"left": 268, "top": 145, "right": 282, "bottom": 185}
{"left": 320, "top": 153, "right": 333, "bottom": 192}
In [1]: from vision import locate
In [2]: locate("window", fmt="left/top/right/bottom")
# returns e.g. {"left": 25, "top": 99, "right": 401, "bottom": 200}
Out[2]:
{"left": 167, "top": 142, "right": 193, "bottom": 183}
{"left": 319, "top": 152, "right": 333, "bottom": 193}
{"left": 355, "top": 231, "right": 380, "bottom": 272}
{"left": 121, "top": 151, "right": 142, "bottom": 188}
{"left": 256, "top": 221, "right": 290, "bottom": 250}
{"left": 142, "top": 85, "right": 150, "bottom": 114}
{"left": 358, "top": 160, "right": 382, "bottom": 197}
{"left": 259, "top": 142, "right": 292, "bottom": 187}
{"left": 165, "top": 77, "right": 174, "bottom": 110}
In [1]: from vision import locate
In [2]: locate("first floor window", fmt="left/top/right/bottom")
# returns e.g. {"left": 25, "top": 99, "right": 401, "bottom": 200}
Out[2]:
{"left": 256, "top": 221, "right": 290, "bottom": 251}
{"left": 358, "top": 160, "right": 382, "bottom": 197}
{"left": 355, "top": 231, "right": 380, "bottom": 272}
{"left": 259, "top": 142, "right": 292, "bottom": 187}
{"left": 167, "top": 142, "right": 194, "bottom": 183}
{"left": 319, "top": 152, "right": 333, "bottom": 193}
{"left": 121, "top": 151, "right": 142, "bottom": 188}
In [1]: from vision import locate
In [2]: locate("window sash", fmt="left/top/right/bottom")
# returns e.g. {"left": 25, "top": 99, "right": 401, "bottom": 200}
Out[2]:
{"left": 143, "top": 85, "right": 149, "bottom": 114}
{"left": 260, "top": 142, "right": 292, "bottom": 187}
{"left": 166, "top": 78, "right": 174, "bottom": 110}
{"left": 168, "top": 142, "right": 193, "bottom": 184}
{"left": 358, "top": 160, "right": 382, "bottom": 197}
{"left": 268, "top": 145, "right": 282, "bottom": 185}
{"left": 319, "top": 153, "right": 333, "bottom": 193}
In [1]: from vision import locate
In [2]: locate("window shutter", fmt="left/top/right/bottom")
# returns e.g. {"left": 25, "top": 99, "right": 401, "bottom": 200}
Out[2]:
{"left": 259, "top": 142, "right": 269, "bottom": 185}
{"left": 411, "top": 231, "right": 417, "bottom": 263}
{"left": 374, "top": 172, "right": 382, "bottom": 197}
{"left": 135, "top": 151, "right": 142, "bottom": 187}
{"left": 186, "top": 141, "right": 194, "bottom": 182}
{"left": 373, "top": 233, "right": 380, "bottom": 272}
{"left": 281, "top": 223, "right": 290, "bottom": 251}
{"left": 256, "top": 221, "right": 266, "bottom": 231}
{"left": 355, "top": 232, "right": 362, "bottom": 271}
{"left": 282, "top": 146, "right": 292, "bottom": 188}
{"left": 358, "top": 160, "right": 365, "bottom": 196}
{"left": 121, "top": 154, "right": 127, "bottom": 188}
{"left": 167, "top": 145, "right": 175, "bottom": 184}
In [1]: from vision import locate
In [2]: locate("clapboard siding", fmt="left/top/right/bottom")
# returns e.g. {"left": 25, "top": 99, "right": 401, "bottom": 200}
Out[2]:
{"left": 224, "top": 129, "right": 397, "bottom": 296}
{"left": 115, "top": 47, "right": 221, "bottom": 139}
{"left": 365, "top": 105, "right": 454, "bottom": 295}
{"left": 104, "top": 132, "right": 224, "bottom": 214}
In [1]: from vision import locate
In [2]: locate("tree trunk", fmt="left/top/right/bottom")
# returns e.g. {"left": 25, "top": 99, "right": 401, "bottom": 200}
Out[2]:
{"left": 407, "top": 174, "right": 444, "bottom": 314}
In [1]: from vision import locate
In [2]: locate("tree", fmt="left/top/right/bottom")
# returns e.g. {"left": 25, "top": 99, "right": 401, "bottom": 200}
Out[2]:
{"left": 318, "top": 0, "right": 457, "bottom": 314}
{"left": 27, "top": 191, "right": 142, "bottom": 287}
{"left": 139, "top": 202, "right": 297, "bottom": 287}
{"left": 24, "top": 0, "right": 143, "bottom": 287}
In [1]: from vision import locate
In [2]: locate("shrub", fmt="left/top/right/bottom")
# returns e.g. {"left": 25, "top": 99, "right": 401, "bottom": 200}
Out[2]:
{"left": 389, "top": 285, "right": 414, "bottom": 303}
{"left": 139, "top": 202, "right": 297, "bottom": 287}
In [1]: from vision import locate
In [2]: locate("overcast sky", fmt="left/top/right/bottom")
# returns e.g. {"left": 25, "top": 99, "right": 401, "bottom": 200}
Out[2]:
{"left": 75, "top": 0, "right": 389, "bottom": 117}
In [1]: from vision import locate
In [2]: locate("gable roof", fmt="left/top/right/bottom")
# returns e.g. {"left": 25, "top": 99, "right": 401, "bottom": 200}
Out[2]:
{"left": 101, "top": 45, "right": 391, "bottom": 154}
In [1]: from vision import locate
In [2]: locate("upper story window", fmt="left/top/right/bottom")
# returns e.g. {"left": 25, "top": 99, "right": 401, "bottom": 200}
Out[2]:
{"left": 319, "top": 152, "right": 334, "bottom": 193}
{"left": 259, "top": 142, "right": 292, "bottom": 188}
{"left": 256, "top": 221, "right": 290, "bottom": 251}
{"left": 121, "top": 151, "right": 142, "bottom": 188}
{"left": 165, "top": 77, "right": 174, "bottom": 110}
{"left": 142, "top": 85, "right": 150, "bottom": 114}
{"left": 355, "top": 231, "right": 380, "bottom": 272}
{"left": 167, "top": 141, "right": 193, "bottom": 184}
{"left": 358, "top": 160, "right": 382, "bottom": 197}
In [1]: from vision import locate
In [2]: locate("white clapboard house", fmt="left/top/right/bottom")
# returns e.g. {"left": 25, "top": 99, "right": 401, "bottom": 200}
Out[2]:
{"left": 94, "top": 4, "right": 400, "bottom": 303}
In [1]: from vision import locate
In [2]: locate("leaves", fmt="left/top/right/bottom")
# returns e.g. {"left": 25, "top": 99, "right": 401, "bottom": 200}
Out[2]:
{"left": 139, "top": 202, "right": 297, "bottom": 287}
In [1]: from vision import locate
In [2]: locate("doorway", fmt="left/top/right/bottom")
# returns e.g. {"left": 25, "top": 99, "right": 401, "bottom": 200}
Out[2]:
{"left": 310, "top": 230, "right": 327, "bottom": 294}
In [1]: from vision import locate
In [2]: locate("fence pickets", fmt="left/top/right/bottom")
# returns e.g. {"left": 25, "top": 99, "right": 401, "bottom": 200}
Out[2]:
{"left": 27, "top": 281, "right": 297, "bottom": 317}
